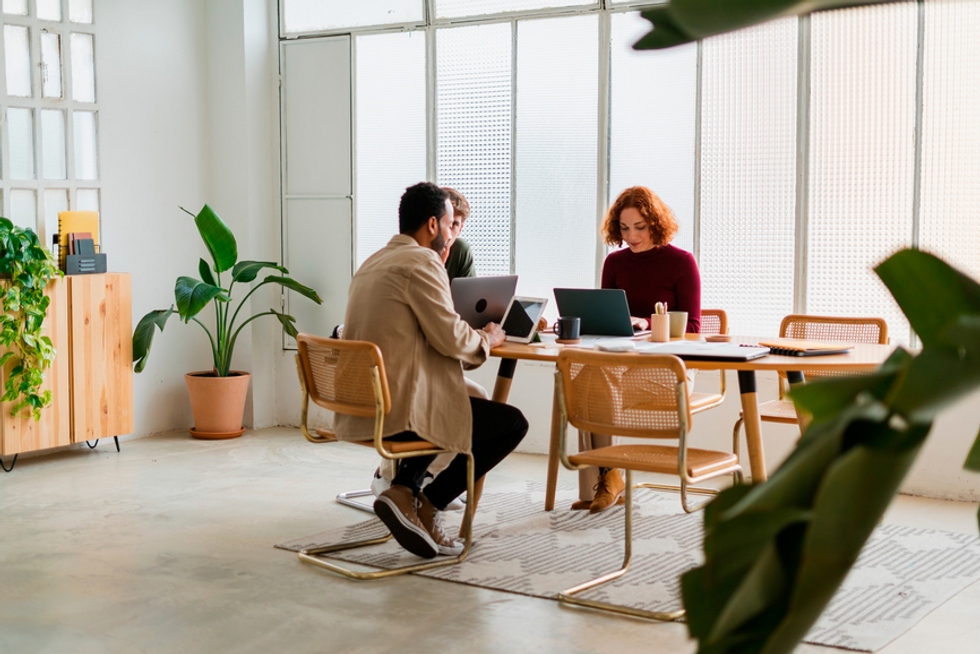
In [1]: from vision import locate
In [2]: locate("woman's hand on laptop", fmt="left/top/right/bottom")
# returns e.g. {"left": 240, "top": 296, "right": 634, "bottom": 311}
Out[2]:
{"left": 630, "top": 316, "right": 650, "bottom": 331}
{"left": 483, "top": 322, "right": 506, "bottom": 349}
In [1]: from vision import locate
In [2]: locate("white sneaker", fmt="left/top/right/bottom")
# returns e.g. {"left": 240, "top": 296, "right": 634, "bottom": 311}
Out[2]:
{"left": 370, "top": 468, "right": 390, "bottom": 497}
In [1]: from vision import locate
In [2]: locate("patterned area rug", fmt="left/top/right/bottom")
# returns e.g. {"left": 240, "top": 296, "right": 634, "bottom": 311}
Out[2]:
{"left": 276, "top": 482, "right": 980, "bottom": 652}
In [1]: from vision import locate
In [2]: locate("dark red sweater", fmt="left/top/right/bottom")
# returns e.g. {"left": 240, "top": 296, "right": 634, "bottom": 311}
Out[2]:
{"left": 601, "top": 244, "right": 701, "bottom": 333}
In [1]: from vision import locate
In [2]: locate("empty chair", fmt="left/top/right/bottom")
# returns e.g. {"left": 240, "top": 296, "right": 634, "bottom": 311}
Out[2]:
{"left": 553, "top": 349, "right": 743, "bottom": 620}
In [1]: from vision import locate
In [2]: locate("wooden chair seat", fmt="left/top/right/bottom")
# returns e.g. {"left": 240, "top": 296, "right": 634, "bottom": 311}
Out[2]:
{"left": 757, "top": 399, "right": 801, "bottom": 424}
{"left": 690, "top": 391, "right": 725, "bottom": 414}
{"left": 569, "top": 444, "right": 739, "bottom": 479}
{"left": 313, "top": 428, "right": 437, "bottom": 453}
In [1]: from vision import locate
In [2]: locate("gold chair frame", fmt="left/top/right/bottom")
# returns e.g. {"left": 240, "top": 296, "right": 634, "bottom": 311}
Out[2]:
{"left": 731, "top": 314, "right": 889, "bottom": 441}
{"left": 554, "top": 350, "right": 743, "bottom": 620}
{"left": 294, "top": 333, "right": 476, "bottom": 580}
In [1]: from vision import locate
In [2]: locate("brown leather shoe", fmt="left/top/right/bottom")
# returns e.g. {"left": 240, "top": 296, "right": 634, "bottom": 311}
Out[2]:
{"left": 570, "top": 499, "right": 592, "bottom": 511}
{"left": 589, "top": 469, "right": 626, "bottom": 514}
{"left": 373, "top": 485, "right": 437, "bottom": 558}
{"left": 417, "top": 492, "right": 464, "bottom": 556}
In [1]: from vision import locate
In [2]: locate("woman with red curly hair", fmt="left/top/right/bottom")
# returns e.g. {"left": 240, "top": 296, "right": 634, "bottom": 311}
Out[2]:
{"left": 573, "top": 186, "right": 702, "bottom": 513}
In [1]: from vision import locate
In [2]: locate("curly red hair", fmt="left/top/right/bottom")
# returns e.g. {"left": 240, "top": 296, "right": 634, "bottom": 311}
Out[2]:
{"left": 602, "top": 186, "right": 678, "bottom": 247}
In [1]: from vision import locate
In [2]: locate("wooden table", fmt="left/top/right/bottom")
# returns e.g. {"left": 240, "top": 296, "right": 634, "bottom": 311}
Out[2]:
{"left": 489, "top": 335, "right": 895, "bottom": 511}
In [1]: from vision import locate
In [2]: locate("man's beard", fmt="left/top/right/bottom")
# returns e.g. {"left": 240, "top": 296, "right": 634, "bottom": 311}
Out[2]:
{"left": 430, "top": 231, "right": 447, "bottom": 254}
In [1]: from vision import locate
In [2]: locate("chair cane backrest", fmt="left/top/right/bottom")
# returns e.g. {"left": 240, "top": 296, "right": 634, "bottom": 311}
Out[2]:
{"left": 296, "top": 333, "right": 392, "bottom": 418}
{"left": 701, "top": 309, "right": 728, "bottom": 336}
{"left": 777, "top": 315, "right": 889, "bottom": 387}
{"left": 557, "top": 350, "right": 690, "bottom": 439}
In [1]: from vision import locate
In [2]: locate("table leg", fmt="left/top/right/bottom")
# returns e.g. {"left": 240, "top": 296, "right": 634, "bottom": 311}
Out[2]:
{"left": 737, "top": 370, "right": 767, "bottom": 483}
{"left": 492, "top": 358, "right": 517, "bottom": 403}
{"left": 545, "top": 381, "right": 561, "bottom": 511}
{"left": 786, "top": 371, "right": 810, "bottom": 433}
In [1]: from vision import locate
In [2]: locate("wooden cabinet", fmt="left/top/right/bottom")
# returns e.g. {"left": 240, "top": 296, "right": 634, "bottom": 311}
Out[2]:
{"left": 0, "top": 273, "right": 133, "bottom": 458}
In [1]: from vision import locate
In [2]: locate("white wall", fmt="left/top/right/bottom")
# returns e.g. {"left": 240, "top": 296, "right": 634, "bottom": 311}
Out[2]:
{"left": 100, "top": 0, "right": 280, "bottom": 437}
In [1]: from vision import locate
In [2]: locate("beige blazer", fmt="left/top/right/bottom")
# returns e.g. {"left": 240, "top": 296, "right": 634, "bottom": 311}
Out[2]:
{"left": 333, "top": 234, "right": 490, "bottom": 453}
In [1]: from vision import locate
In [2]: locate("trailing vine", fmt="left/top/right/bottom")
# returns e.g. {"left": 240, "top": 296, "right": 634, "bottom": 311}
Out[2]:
{"left": 0, "top": 218, "right": 62, "bottom": 420}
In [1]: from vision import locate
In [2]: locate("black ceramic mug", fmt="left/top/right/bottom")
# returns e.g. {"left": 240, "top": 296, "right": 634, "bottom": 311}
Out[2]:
{"left": 556, "top": 316, "right": 581, "bottom": 341}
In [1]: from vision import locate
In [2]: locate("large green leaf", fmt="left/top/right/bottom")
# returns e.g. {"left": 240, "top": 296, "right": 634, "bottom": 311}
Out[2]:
{"left": 636, "top": 1, "right": 892, "bottom": 50}
{"left": 174, "top": 276, "right": 223, "bottom": 321}
{"left": 198, "top": 258, "right": 217, "bottom": 287}
{"left": 263, "top": 276, "right": 323, "bottom": 305}
{"left": 270, "top": 308, "right": 299, "bottom": 338}
{"left": 132, "top": 307, "right": 175, "bottom": 373}
{"left": 875, "top": 249, "right": 980, "bottom": 347}
{"left": 185, "top": 204, "right": 237, "bottom": 273}
{"left": 232, "top": 260, "right": 287, "bottom": 284}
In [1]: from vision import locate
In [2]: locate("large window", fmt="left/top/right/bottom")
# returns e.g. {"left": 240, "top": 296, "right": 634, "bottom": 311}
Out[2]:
{"left": 284, "top": 0, "right": 980, "bottom": 344}
{"left": 2, "top": 0, "right": 99, "bottom": 244}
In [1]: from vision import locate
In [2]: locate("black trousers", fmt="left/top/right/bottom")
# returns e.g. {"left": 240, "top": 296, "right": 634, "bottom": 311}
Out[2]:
{"left": 390, "top": 397, "right": 528, "bottom": 510}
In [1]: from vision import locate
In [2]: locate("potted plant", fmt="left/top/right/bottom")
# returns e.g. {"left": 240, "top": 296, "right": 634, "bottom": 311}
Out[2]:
{"left": 0, "top": 218, "right": 62, "bottom": 420}
{"left": 132, "top": 204, "right": 322, "bottom": 439}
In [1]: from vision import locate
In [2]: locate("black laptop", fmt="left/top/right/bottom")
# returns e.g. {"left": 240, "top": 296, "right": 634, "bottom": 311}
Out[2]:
{"left": 553, "top": 288, "right": 638, "bottom": 337}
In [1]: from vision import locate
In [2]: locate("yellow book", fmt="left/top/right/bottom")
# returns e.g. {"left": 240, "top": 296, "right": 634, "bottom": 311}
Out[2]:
{"left": 58, "top": 211, "right": 100, "bottom": 268}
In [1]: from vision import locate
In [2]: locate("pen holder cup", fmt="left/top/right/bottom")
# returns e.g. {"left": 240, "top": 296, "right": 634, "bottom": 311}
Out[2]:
{"left": 648, "top": 314, "right": 670, "bottom": 343}
{"left": 668, "top": 311, "right": 688, "bottom": 339}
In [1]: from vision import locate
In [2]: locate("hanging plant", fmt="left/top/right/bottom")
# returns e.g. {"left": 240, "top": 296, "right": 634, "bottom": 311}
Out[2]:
{"left": 0, "top": 218, "right": 63, "bottom": 420}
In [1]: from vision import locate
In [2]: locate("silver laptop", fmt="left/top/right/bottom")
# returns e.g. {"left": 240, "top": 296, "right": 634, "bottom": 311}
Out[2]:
{"left": 452, "top": 275, "right": 518, "bottom": 328}
{"left": 638, "top": 341, "right": 770, "bottom": 362}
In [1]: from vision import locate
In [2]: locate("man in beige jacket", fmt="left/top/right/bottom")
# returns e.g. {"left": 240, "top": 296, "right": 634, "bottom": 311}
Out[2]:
{"left": 334, "top": 182, "right": 528, "bottom": 559}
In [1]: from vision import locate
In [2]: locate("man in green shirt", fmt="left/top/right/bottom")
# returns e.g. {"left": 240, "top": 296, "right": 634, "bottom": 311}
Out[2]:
{"left": 441, "top": 187, "right": 476, "bottom": 280}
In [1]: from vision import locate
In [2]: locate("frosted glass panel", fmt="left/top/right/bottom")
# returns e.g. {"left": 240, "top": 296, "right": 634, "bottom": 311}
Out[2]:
{"left": 40, "top": 31, "right": 63, "bottom": 98}
{"left": 437, "top": 0, "right": 593, "bottom": 19}
{"left": 70, "top": 0, "right": 94, "bottom": 23}
{"left": 77, "top": 188, "right": 99, "bottom": 212}
{"left": 10, "top": 189, "right": 36, "bottom": 231}
{"left": 515, "top": 15, "right": 597, "bottom": 316}
{"left": 808, "top": 3, "right": 916, "bottom": 343}
{"left": 41, "top": 109, "right": 67, "bottom": 179}
{"left": 436, "top": 22, "right": 512, "bottom": 276}
{"left": 608, "top": 12, "right": 697, "bottom": 254}
{"left": 283, "top": 0, "right": 421, "bottom": 33}
{"left": 3, "top": 0, "right": 27, "bottom": 15}
{"left": 70, "top": 33, "right": 96, "bottom": 102}
{"left": 73, "top": 110, "right": 99, "bottom": 179}
{"left": 37, "top": 0, "right": 61, "bottom": 21}
{"left": 5, "top": 25, "right": 32, "bottom": 97}
{"left": 700, "top": 18, "right": 798, "bottom": 337}
{"left": 919, "top": 0, "right": 980, "bottom": 283}
{"left": 8, "top": 108, "right": 35, "bottom": 180}
{"left": 43, "top": 188, "right": 67, "bottom": 245}
{"left": 354, "top": 31, "right": 426, "bottom": 268}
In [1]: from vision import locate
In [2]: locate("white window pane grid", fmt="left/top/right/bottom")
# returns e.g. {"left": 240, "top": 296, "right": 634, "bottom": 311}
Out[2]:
{"left": 73, "top": 110, "right": 99, "bottom": 179}
{"left": 919, "top": 0, "right": 980, "bottom": 283}
{"left": 69, "top": 0, "right": 93, "bottom": 24}
{"left": 3, "top": 0, "right": 27, "bottom": 16}
{"left": 70, "top": 32, "right": 96, "bottom": 102}
{"left": 76, "top": 188, "right": 99, "bottom": 212}
{"left": 9, "top": 107, "right": 35, "bottom": 179}
{"left": 437, "top": 0, "right": 594, "bottom": 19}
{"left": 5, "top": 24, "right": 32, "bottom": 97}
{"left": 608, "top": 12, "right": 697, "bottom": 254}
{"left": 354, "top": 31, "right": 426, "bottom": 268}
{"left": 37, "top": 0, "right": 61, "bottom": 21}
{"left": 10, "top": 188, "right": 36, "bottom": 231}
{"left": 41, "top": 109, "right": 66, "bottom": 179}
{"left": 436, "top": 22, "right": 512, "bottom": 276}
{"left": 283, "top": 0, "right": 422, "bottom": 34}
{"left": 40, "top": 31, "right": 63, "bottom": 98}
{"left": 700, "top": 18, "right": 798, "bottom": 337}
{"left": 43, "top": 188, "right": 67, "bottom": 244}
{"left": 807, "top": 3, "right": 917, "bottom": 343}
{"left": 515, "top": 15, "right": 598, "bottom": 317}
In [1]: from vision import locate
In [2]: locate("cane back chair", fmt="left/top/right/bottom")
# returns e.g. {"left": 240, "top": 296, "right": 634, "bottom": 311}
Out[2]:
{"left": 554, "top": 349, "right": 743, "bottom": 620}
{"left": 294, "top": 333, "right": 476, "bottom": 579}
{"left": 732, "top": 315, "right": 889, "bottom": 441}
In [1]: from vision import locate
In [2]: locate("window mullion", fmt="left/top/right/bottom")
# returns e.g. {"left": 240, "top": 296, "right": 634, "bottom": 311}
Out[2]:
{"left": 594, "top": 9, "right": 610, "bottom": 286}
{"left": 794, "top": 14, "right": 811, "bottom": 316}
{"left": 509, "top": 19, "right": 517, "bottom": 276}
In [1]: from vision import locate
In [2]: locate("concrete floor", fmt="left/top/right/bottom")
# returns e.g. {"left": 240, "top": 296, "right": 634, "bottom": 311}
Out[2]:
{"left": 2, "top": 428, "right": 979, "bottom": 654}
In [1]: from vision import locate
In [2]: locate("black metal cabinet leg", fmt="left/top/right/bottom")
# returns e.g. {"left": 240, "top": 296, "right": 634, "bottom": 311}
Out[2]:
{"left": 0, "top": 454, "right": 17, "bottom": 472}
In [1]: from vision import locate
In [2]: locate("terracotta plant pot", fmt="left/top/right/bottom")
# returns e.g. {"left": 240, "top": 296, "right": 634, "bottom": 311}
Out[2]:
{"left": 184, "top": 371, "right": 250, "bottom": 439}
